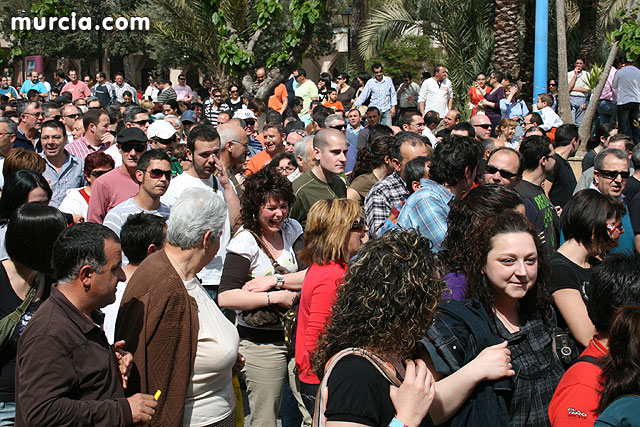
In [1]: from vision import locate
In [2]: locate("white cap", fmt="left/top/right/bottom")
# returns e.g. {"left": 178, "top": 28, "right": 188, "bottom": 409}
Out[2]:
{"left": 147, "top": 119, "right": 176, "bottom": 139}
{"left": 233, "top": 108, "right": 257, "bottom": 121}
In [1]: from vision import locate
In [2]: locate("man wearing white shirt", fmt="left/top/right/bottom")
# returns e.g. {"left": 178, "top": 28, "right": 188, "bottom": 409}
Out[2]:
{"left": 161, "top": 124, "right": 240, "bottom": 296}
{"left": 422, "top": 110, "right": 440, "bottom": 147}
{"left": 418, "top": 65, "right": 453, "bottom": 117}
{"left": 567, "top": 58, "right": 590, "bottom": 126}
{"left": 613, "top": 57, "right": 640, "bottom": 144}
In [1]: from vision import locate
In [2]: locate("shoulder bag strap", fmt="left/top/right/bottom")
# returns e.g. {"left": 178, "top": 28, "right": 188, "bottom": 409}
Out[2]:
{"left": 244, "top": 229, "right": 287, "bottom": 273}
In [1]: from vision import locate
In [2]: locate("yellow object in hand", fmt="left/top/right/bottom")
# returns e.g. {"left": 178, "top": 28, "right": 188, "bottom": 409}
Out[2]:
{"left": 154, "top": 390, "right": 162, "bottom": 400}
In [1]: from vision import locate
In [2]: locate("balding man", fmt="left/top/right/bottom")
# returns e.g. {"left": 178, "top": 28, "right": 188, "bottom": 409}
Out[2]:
{"left": 435, "top": 109, "right": 460, "bottom": 140}
{"left": 218, "top": 123, "right": 249, "bottom": 193}
{"left": 470, "top": 114, "right": 493, "bottom": 142}
{"left": 288, "top": 135, "right": 314, "bottom": 181}
{"left": 291, "top": 129, "right": 348, "bottom": 226}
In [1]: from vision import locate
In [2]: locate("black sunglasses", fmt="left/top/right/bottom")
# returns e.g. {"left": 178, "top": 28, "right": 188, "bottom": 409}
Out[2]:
{"left": 485, "top": 164, "right": 519, "bottom": 180}
{"left": 51, "top": 115, "right": 62, "bottom": 121}
{"left": 331, "top": 124, "right": 346, "bottom": 131}
{"left": 119, "top": 143, "right": 147, "bottom": 153}
{"left": 143, "top": 168, "right": 172, "bottom": 179}
{"left": 351, "top": 217, "right": 366, "bottom": 231}
{"left": 63, "top": 113, "right": 80, "bottom": 119}
{"left": 90, "top": 168, "right": 113, "bottom": 178}
{"left": 155, "top": 136, "right": 176, "bottom": 145}
{"left": 474, "top": 123, "right": 492, "bottom": 129}
{"left": 596, "top": 169, "right": 630, "bottom": 180}
{"left": 133, "top": 119, "right": 151, "bottom": 126}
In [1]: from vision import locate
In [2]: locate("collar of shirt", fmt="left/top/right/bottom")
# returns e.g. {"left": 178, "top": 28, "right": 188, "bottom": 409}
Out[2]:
{"left": 49, "top": 285, "right": 105, "bottom": 334}
{"left": 589, "top": 181, "right": 626, "bottom": 203}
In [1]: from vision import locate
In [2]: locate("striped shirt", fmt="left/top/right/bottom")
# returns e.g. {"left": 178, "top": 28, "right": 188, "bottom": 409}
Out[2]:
{"left": 66, "top": 136, "right": 109, "bottom": 160}
{"left": 354, "top": 76, "right": 397, "bottom": 113}
{"left": 103, "top": 197, "right": 170, "bottom": 237}
{"left": 203, "top": 99, "right": 230, "bottom": 126}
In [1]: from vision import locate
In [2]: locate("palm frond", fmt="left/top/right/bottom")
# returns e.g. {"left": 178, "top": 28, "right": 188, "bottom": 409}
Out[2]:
{"left": 358, "top": 3, "right": 420, "bottom": 60}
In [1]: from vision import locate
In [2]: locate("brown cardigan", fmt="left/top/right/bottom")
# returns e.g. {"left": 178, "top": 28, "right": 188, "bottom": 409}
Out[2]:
{"left": 115, "top": 249, "right": 199, "bottom": 427}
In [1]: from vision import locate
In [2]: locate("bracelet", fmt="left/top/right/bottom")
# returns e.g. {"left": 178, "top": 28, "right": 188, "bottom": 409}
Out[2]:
{"left": 389, "top": 418, "right": 408, "bottom": 427}
{"left": 266, "top": 293, "right": 271, "bottom": 306}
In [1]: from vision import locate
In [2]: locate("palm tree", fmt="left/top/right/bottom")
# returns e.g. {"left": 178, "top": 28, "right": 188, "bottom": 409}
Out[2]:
{"left": 358, "top": 0, "right": 494, "bottom": 115}
{"left": 493, "top": 0, "right": 521, "bottom": 79}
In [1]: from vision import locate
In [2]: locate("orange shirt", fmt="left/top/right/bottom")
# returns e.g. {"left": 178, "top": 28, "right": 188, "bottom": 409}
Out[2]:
{"left": 268, "top": 84, "right": 288, "bottom": 111}
{"left": 323, "top": 100, "right": 344, "bottom": 112}
{"left": 244, "top": 149, "right": 273, "bottom": 176}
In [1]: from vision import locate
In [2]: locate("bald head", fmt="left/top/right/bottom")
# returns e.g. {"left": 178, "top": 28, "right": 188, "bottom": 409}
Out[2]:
{"left": 313, "top": 128, "right": 348, "bottom": 176}
{"left": 218, "top": 123, "right": 248, "bottom": 167}
{"left": 471, "top": 114, "right": 492, "bottom": 140}
{"left": 313, "top": 128, "right": 347, "bottom": 150}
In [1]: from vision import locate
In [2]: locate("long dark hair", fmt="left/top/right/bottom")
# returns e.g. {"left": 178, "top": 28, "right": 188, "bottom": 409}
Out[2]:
{"left": 0, "top": 169, "right": 52, "bottom": 225}
{"left": 587, "top": 123, "right": 616, "bottom": 151}
{"left": 597, "top": 306, "right": 640, "bottom": 415}
{"left": 350, "top": 135, "right": 393, "bottom": 181}
{"left": 465, "top": 212, "right": 553, "bottom": 325}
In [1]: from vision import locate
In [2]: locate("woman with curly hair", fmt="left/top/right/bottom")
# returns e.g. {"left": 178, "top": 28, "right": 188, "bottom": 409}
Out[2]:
{"left": 312, "top": 229, "right": 444, "bottom": 427}
{"left": 594, "top": 306, "right": 640, "bottom": 425}
{"left": 295, "top": 199, "right": 367, "bottom": 415}
{"left": 347, "top": 135, "right": 394, "bottom": 204}
{"left": 439, "top": 184, "right": 525, "bottom": 300}
{"left": 218, "top": 166, "right": 307, "bottom": 427}
{"left": 457, "top": 212, "right": 564, "bottom": 425}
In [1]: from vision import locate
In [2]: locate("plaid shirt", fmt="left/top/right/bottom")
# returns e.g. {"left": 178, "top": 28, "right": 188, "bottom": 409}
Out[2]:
{"left": 364, "top": 171, "right": 408, "bottom": 237}
{"left": 395, "top": 178, "right": 453, "bottom": 251}
{"left": 65, "top": 136, "right": 109, "bottom": 160}
{"left": 495, "top": 310, "right": 564, "bottom": 427}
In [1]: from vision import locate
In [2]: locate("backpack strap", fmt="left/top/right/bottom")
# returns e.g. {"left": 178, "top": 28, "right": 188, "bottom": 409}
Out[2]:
{"left": 576, "top": 355, "right": 600, "bottom": 366}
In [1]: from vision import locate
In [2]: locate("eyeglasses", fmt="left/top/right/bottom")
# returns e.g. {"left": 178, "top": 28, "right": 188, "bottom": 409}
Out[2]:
{"left": 178, "top": 77, "right": 186, "bottom": 81}
{"left": 24, "top": 112, "right": 44, "bottom": 118}
{"left": 90, "top": 168, "right": 113, "bottom": 178}
{"left": 143, "top": 168, "right": 172, "bottom": 179}
{"left": 245, "top": 120, "right": 256, "bottom": 126}
{"left": 63, "top": 113, "right": 80, "bottom": 119}
{"left": 119, "top": 143, "right": 147, "bottom": 153}
{"left": 485, "top": 164, "right": 519, "bottom": 180}
{"left": 331, "top": 124, "right": 346, "bottom": 130}
{"left": 474, "top": 123, "right": 492, "bottom": 129}
{"left": 596, "top": 169, "right": 630, "bottom": 180}
{"left": 51, "top": 115, "right": 62, "bottom": 121}
{"left": 351, "top": 217, "right": 366, "bottom": 231}
{"left": 230, "top": 140, "right": 248, "bottom": 148}
{"left": 230, "top": 90, "right": 238, "bottom": 93}
{"left": 213, "top": 95, "right": 222, "bottom": 98}
{"left": 132, "top": 119, "right": 151, "bottom": 126}
{"left": 549, "top": 83, "right": 558, "bottom": 87}
{"left": 277, "top": 166, "right": 296, "bottom": 173}
{"left": 607, "top": 223, "right": 624, "bottom": 234}
{"left": 154, "top": 136, "right": 176, "bottom": 145}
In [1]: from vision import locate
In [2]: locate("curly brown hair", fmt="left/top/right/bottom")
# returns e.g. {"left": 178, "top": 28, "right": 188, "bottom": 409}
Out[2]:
{"left": 465, "top": 212, "right": 553, "bottom": 325}
{"left": 312, "top": 229, "right": 445, "bottom": 377}
{"left": 239, "top": 165, "right": 296, "bottom": 234}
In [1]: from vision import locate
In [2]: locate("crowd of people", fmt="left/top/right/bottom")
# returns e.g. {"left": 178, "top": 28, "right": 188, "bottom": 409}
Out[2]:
{"left": 0, "top": 58, "right": 638, "bottom": 427}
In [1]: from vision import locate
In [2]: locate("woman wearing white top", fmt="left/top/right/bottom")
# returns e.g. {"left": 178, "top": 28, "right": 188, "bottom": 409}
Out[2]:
{"left": 219, "top": 166, "right": 307, "bottom": 427}
{"left": 58, "top": 151, "right": 114, "bottom": 220}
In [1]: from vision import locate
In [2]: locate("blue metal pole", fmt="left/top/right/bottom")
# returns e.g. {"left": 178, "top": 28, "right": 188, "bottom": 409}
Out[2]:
{"left": 533, "top": 0, "right": 549, "bottom": 104}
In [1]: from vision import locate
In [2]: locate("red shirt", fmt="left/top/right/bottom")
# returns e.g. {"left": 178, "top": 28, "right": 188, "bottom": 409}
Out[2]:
{"left": 295, "top": 261, "right": 347, "bottom": 384}
{"left": 548, "top": 338, "right": 608, "bottom": 426}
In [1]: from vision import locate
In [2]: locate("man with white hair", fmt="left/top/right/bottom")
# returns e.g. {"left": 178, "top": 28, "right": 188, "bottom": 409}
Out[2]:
{"left": 218, "top": 123, "right": 250, "bottom": 193}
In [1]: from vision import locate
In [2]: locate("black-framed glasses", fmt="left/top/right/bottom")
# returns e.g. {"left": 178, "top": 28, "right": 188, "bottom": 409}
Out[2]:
{"left": 485, "top": 164, "right": 519, "bottom": 180}
{"left": 143, "top": 168, "right": 172, "bottom": 179}
{"left": 245, "top": 120, "right": 256, "bottom": 126}
{"left": 154, "top": 136, "right": 176, "bottom": 145}
{"left": 63, "top": 113, "right": 80, "bottom": 119}
{"left": 119, "top": 143, "right": 147, "bottom": 153}
{"left": 331, "top": 124, "right": 346, "bottom": 130}
{"left": 351, "top": 217, "right": 366, "bottom": 231}
{"left": 549, "top": 83, "right": 558, "bottom": 87}
{"left": 277, "top": 166, "right": 296, "bottom": 173}
{"left": 51, "top": 115, "right": 62, "bottom": 121}
{"left": 596, "top": 169, "right": 630, "bottom": 180}
{"left": 90, "top": 168, "right": 113, "bottom": 178}
{"left": 474, "top": 123, "right": 492, "bottom": 129}
{"left": 133, "top": 119, "right": 151, "bottom": 126}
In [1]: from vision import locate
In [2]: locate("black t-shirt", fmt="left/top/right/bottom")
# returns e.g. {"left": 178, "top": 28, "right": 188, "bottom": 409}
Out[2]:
{"left": 515, "top": 180, "right": 560, "bottom": 254}
{"left": 582, "top": 150, "right": 596, "bottom": 172}
{"left": 0, "top": 264, "right": 48, "bottom": 402}
{"left": 226, "top": 98, "right": 244, "bottom": 115}
{"left": 624, "top": 176, "right": 640, "bottom": 205}
{"left": 630, "top": 192, "right": 640, "bottom": 234}
{"left": 549, "top": 251, "right": 597, "bottom": 331}
{"left": 548, "top": 154, "right": 577, "bottom": 209}
{"left": 196, "top": 87, "right": 210, "bottom": 103}
{"left": 325, "top": 355, "right": 434, "bottom": 427}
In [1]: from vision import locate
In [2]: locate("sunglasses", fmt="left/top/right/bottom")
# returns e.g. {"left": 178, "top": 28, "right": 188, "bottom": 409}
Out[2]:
{"left": 549, "top": 83, "right": 558, "bottom": 86}
{"left": 51, "top": 115, "right": 62, "bottom": 121}
{"left": 351, "top": 217, "right": 366, "bottom": 231}
{"left": 90, "top": 168, "right": 113, "bottom": 178}
{"left": 119, "top": 143, "right": 147, "bottom": 153}
{"left": 155, "top": 136, "right": 176, "bottom": 145}
{"left": 331, "top": 124, "right": 346, "bottom": 130}
{"left": 596, "top": 169, "right": 630, "bottom": 180}
{"left": 230, "top": 90, "right": 238, "bottom": 94}
{"left": 133, "top": 119, "right": 151, "bottom": 126}
{"left": 143, "top": 168, "right": 172, "bottom": 179}
{"left": 606, "top": 223, "right": 624, "bottom": 234}
{"left": 245, "top": 120, "right": 256, "bottom": 126}
{"left": 63, "top": 113, "right": 80, "bottom": 119}
{"left": 474, "top": 123, "right": 492, "bottom": 129}
{"left": 485, "top": 164, "right": 519, "bottom": 180}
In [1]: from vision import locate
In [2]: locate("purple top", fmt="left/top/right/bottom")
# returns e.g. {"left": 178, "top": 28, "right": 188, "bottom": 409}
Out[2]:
{"left": 443, "top": 272, "right": 467, "bottom": 301}
{"left": 484, "top": 86, "right": 505, "bottom": 124}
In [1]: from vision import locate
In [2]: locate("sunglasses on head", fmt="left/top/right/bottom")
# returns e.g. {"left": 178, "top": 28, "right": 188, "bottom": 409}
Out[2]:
{"left": 596, "top": 169, "right": 630, "bottom": 180}
{"left": 351, "top": 217, "right": 366, "bottom": 231}
{"left": 485, "top": 164, "right": 519, "bottom": 180}
{"left": 90, "top": 168, "right": 113, "bottom": 178}
{"left": 143, "top": 168, "right": 172, "bottom": 179}
{"left": 119, "top": 143, "right": 147, "bottom": 153}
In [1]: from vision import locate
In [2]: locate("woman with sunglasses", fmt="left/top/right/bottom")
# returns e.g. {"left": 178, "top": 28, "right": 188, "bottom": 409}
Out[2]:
{"left": 295, "top": 199, "right": 367, "bottom": 417}
{"left": 59, "top": 151, "right": 114, "bottom": 220}
{"left": 550, "top": 190, "right": 625, "bottom": 355}
{"left": 218, "top": 167, "right": 307, "bottom": 427}
{"left": 336, "top": 73, "right": 356, "bottom": 111}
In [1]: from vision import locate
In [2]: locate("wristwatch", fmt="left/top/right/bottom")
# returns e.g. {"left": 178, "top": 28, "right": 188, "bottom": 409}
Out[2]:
{"left": 275, "top": 274, "right": 285, "bottom": 289}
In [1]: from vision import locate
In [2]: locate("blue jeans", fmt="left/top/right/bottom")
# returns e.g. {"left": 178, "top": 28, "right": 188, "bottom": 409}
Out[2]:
{"left": 379, "top": 109, "right": 392, "bottom": 127}
{"left": 617, "top": 102, "right": 640, "bottom": 143}
{"left": 0, "top": 402, "right": 15, "bottom": 427}
{"left": 298, "top": 381, "right": 319, "bottom": 418}
{"left": 570, "top": 95, "right": 587, "bottom": 126}
{"left": 597, "top": 99, "right": 617, "bottom": 126}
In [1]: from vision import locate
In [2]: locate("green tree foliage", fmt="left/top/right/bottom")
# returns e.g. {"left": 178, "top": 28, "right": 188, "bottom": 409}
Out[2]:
{"left": 365, "top": 35, "right": 442, "bottom": 83}
{"left": 614, "top": 5, "right": 640, "bottom": 61}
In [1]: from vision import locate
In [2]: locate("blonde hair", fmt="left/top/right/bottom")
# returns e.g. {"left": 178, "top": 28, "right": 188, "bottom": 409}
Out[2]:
{"left": 299, "top": 199, "right": 362, "bottom": 265}
{"left": 496, "top": 118, "right": 518, "bottom": 136}
{"left": 140, "top": 100, "right": 154, "bottom": 112}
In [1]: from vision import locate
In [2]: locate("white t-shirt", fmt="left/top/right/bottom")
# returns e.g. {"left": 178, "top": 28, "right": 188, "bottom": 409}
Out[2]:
{"left": 102, "top": 280, "right": 127, "bottom": 344}
{"left": 161, "top": 173, "right": 231, "bottom": 286}
{"left": 225, "top": 220, "right": 303, "bottom": 329}
{"left": 422, "top": 127, "right": 438, "bottom": 148}
{"left": 418, "top": 78, "right": 453, "bottom": 117}
{"left": 58, "top": 187, "right": 89, "bottom": 219}
{"left": 613, "top": 65, "right": 640, "bottom": 105}
{"left": 105, "top": 144, "right": 123, "bottom": 167}
{"left": 103, "top": 197, "right": 171, "bottom": 237}
{"left": 567, "top": 70, "right": 590, "bottom": 97}
{"left": 183, "top": 276, "right": 239, "bottom": 426}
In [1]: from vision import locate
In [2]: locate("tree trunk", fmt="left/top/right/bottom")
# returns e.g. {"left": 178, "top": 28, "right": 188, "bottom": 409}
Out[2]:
{"left": 350, "top": 0, "right": 367, "bottom": 71}
{"left": 493, "top": 0, "right": 521, "bottom": 79}
{"left": 123, "top": 55, "right": 137, "bottom": 85}
{"left": 556, "top": 0, "right": 573, "bottom": 124}
{"left": 576, "top": 0, "right": 599, "bottom": 65}
{"left": 576, "top": 0, "right": 639, "bottom": 156}
{"left": 520, "top": 0, "right": 536, "bottom": 101}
